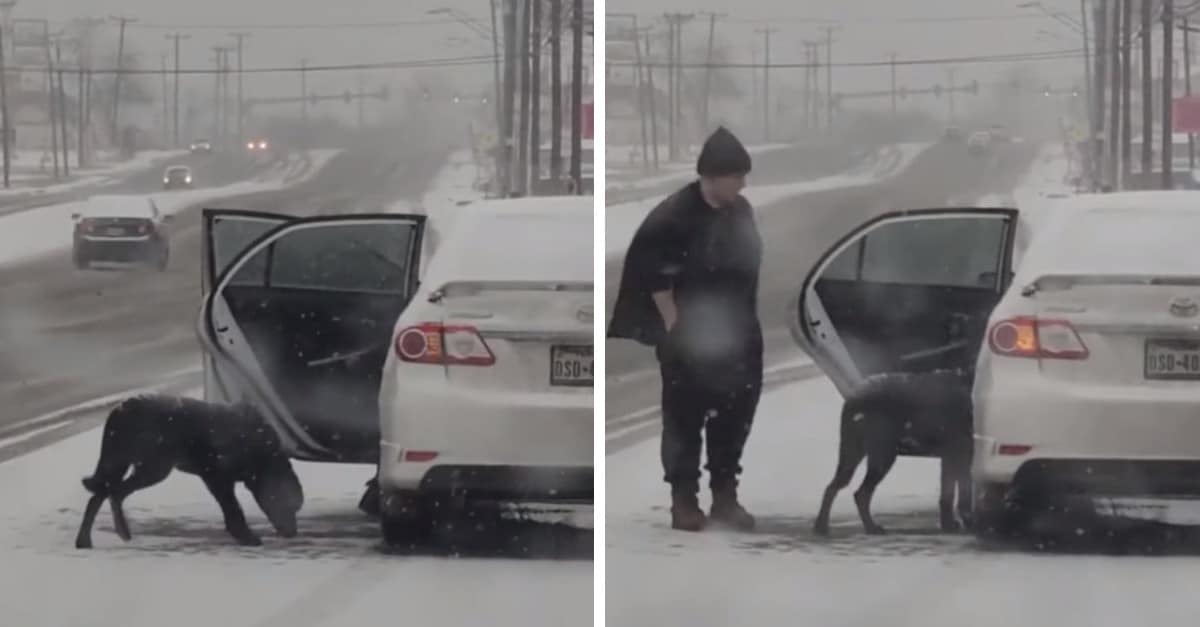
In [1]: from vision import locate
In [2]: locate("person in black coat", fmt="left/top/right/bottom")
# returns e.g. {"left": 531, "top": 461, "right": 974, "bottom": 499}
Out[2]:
{"left": 608, "top": 127, "right": 763, "bottom": 532}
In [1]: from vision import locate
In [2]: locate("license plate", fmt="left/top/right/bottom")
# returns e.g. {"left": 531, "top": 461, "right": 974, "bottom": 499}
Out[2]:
{"left": 105, "top": 227, "right": 125, "bottom": 236}
{"left": 550, "top": 345, "right": 592, "bottom": 387}
{"left": 1144, "top": 338, "right": 1200, "bottom": 380}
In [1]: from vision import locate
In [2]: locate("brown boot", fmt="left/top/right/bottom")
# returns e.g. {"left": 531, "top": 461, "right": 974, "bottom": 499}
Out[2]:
{"left": 670, "top": 491, "right": 708, "bottom": 532}
{"left": 710, "top": 483, "right": 756, "bottom": 531}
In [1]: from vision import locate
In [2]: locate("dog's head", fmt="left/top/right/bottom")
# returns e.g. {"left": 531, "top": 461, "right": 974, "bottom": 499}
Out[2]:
{"left": 246, "top": 453, "right": 304, "bottom": 538}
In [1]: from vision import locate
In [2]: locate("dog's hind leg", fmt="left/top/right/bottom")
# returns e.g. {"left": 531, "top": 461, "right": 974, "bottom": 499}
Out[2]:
{"left": 109, "top": 461, "right": 173, "bottom": 542}
{"left": 75, "top": 492, "right": 109, "bottom": 549}
{"left": 813, "top": 408, "right": 866, "bottom": 537}
{"left": 201, "top": 475, "right": 262, "bottom": 546}
{"left": 854, "top": 441, "right": 898, "bottom": 536}
{"left": 938, "top": 456, "right": 962, "bottom": 532}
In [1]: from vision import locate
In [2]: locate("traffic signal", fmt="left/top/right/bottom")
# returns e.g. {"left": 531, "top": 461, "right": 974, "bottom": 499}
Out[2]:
{"left": 344, "top": 90, "right": 353, "bottom": 104}
{"left": 898, "top": 87, "right": 908, "bottom": 99}
{"left": 969, "top": 80, "right": 979, "bottom": 95}
{"left": 933, "top": 84, "right": 942, "bottom": 98}
{"left": 310, "top": 93, "right": 318, "bottom": 105}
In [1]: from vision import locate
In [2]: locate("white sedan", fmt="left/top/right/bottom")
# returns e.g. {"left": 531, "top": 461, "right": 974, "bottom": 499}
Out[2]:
{"left": 789, "top": 191, "right": 1200, "bottom": 538}
{"left": 376, "top": 196, "right": 593, "bottom": 546}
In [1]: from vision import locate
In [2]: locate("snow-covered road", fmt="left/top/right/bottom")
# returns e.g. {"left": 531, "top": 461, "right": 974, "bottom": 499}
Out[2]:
{"left": 607, "top": 376, "right": 1200, "bottom": 627}
{"left": 0, "top": 388, "right": 590, "bottom": 627}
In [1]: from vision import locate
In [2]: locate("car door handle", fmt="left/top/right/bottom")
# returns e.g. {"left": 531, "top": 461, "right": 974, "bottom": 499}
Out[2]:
{"left": 216, "top": 325, "right": 229, "bottom": 332}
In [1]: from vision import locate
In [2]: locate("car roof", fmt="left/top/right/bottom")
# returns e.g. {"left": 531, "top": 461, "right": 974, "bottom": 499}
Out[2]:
{"left": 165, "top": 165, "right": 190, "bottom": 171}
{"left": 1017, "top": 191, "right": 1200, "bottom": 279}
{"left": 80, "top": 195, "right": 157, "bottom": 218}
{"left": 422, "top": 195, "right": 592, "bottom": 287}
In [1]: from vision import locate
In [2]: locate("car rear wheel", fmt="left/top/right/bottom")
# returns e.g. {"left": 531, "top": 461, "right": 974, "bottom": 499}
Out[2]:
{"left": 972, "top": 481, "right": 1022, "bottom": 544}
{"left": 380, "top": 489, "right": 435, "bottom": 553}
{"left": 72, "top": 249, "right": 90, "bottom": 270}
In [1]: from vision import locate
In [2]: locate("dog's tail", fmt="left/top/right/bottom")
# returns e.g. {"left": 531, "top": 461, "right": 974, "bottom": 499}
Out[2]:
{"left": 81, "top": 400, "right": 136, "bottom": 494}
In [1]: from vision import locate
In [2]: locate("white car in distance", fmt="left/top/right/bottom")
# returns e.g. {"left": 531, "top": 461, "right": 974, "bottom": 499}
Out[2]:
{"left": 377, "top": 196, "right": 593, "bottom": 547}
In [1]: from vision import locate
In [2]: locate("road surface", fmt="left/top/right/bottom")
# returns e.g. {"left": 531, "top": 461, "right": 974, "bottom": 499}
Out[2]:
{"left": 0, "top": 150, "right": 273, "bottom": 216}
{"left": 607, "top": 375, "right": 1198, "bottom": 627}
{"left": 605, "top": 140, "right": 1041, "bottom": 433}
{"left": 0, "top": 135, "right": 444, "bottom": 432}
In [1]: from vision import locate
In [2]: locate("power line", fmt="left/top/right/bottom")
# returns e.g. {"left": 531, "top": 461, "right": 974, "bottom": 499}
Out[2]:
{"left": 7, "top": 53, "right": 498, "bottom": 75}
{"left": 610, "top": 48, "right": 1086, "bottom": 70}
{"left": 705, "top": 13, "right": 1070, "bottom": 24}
{"left": 87, "top": 18, "right": 478, "bottom": 31}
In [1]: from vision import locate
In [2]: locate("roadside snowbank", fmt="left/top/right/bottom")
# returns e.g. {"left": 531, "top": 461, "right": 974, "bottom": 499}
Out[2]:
{"left": 0, "top": 150, "right": 189, "bottom": 198}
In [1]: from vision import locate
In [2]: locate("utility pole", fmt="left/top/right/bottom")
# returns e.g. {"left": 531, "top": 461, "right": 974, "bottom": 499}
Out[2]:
{"left": 1094, "top": 0, "right": 1108, "bottom": 188}
{"left": 530, "top": 0, "right": 543, "bottom": 192}
{"left": 701, "top": 12, "right": 719, "bottom": 134}
{"left": 57, "top": 43, "right": 68, "bottom": 177}
{"left": 757, "top": 27, "right": 774, "bottom": 142}
{"left": 1186, "top": 17, "right": 1194, "bottom": 169}
{"left": 501, "top": 0, "right": 517, "bottom": 196}
{"left": 212, "top": 47, "right": 225, "bottom": 144}
{"left": 160, "top": 53, "right": 169, "bottom": 146}
{"left": 1081, "top": 0, "right": 1094, "bottom": 183}
{"left": 165, "top": 33, "right": 190, "bottom": 147}
{"left": 356, "top": 75, "right": 366, "bottom": 128}
{"left": 663, "top": 12, "right": 693, "bottom": 160}
{"left": 46, "top": 31, "right": 59, "bottom": 180}
{"left": 0, "top": 21, "right": 8, "bottom": 188}
{"left": 300, "top": 57, "right": 308, "bottom": 147}
{"left": 1109, "top": 0, "right": 1121, "bottom": 188}
{"left": 645, "top": 30, "right": 660, "bottom": 170}
{"left": 109, "top": 15, "right": 137, "bottom": 142}
{"left": 1142, "top": 0, "right": 1153, "bottom": 177}
{"left": 517, "top": 0, "right": 531, "bottom": 195}
{"left": 489, "top": 0, "right": 504, "bottom": 156}
{"left": 947, "top": 67, "right": 957, "bottom": 123}
{"left": 230, "top": 32, "right": 250, "bottom": 143}
{"left": 550, "top": 0, "right": 563, "bottom": 181}
{"left": 570, "top": 0, "right": 583, "bottom": 193}
{"left": 890, "top": 53, "right": 898, "bottom": 116}
{"left": 1121, "top": 0, "right": 1133, "bottom": 184}
{"left": 1162, "top": 0, "right": 1174, "bottom": 189}
{"left": 821, "top": 24, "right": 837, "bottom": 131}
{"left": 628, "top": 16, "right": 650, "bottom": 171}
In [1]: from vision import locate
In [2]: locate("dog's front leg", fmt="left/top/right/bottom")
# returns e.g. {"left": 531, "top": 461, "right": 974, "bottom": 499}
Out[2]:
{"left": 201, "top": 476, "right": 262, "bottom": 546}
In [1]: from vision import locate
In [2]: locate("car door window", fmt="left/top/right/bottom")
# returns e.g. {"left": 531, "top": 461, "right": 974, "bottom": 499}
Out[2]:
{"left": 825, "top": 216, "right": 1007, "bottom": 288}
{"left": 230, "top": 222, "right": 418, "bottom": 294}
{"left": 213, "top": 218, "right": 287, "bottom": 286}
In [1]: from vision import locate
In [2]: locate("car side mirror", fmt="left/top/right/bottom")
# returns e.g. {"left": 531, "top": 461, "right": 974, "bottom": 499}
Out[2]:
{"left": 70, "top": 212, "right": 81, "bottom": 221}
{"left": 455, "top": 200, "right": 472, "bottom": 207}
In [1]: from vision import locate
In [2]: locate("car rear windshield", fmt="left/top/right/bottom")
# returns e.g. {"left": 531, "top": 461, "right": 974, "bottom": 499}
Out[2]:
{"left": 436, "top": 213, "right": 591, "bottom": 285}
{"left": 1027, "top": 209, "right": 1200, "bottom": 278}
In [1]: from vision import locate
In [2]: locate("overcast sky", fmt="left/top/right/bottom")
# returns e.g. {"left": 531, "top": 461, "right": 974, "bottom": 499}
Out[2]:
{"left": 606, "top": 0, "right": 1091, "bottom": 105}
{"left": 29, "top": 0, "right": 509, "bottom": 105}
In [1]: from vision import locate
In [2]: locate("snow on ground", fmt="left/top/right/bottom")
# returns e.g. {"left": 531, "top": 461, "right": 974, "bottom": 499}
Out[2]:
{"left": 607, "top": 376, "right": 1200, "bottom": 627}
{"left": 605, "top": 143, "right": 930, "bottom": 257}
{"left": 0, "top": 150, "right": 189, "bottom": 197}
{"left": 0, "top": 386, "right": 589, "bottom": 627}
{"left": 400, "top": 148, "right": 486, "bottom": 235}
{"left": 0, "top": 150, "right": 340, "bottom": 267}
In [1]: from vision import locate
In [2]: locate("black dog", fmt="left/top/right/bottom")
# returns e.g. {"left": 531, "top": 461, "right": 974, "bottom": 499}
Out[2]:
{"left": 813, "top": 369, "right": 974, "bottom": 536}
{"left": 75, "top": 395, "right": 304, "bottom": 549}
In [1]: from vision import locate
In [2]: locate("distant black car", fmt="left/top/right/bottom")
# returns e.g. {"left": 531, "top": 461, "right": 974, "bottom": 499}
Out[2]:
{"left": 942, "top": 126, "right": 964, "bottom": 142}
{"left": 163, "top": 165, "right": 193, "bottom": 190}
{"left": 71, "top": 196, "right": 173, "bottom": 271}
{"left": 189, "top": 139, "right": 213, "bottom": 154}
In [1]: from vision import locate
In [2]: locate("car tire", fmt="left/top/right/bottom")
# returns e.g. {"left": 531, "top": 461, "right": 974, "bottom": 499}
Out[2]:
{"left": 972, "top": 481, "right": 1021, "bottom": 544}
{"left": 380, "top": 490, "right": 435, "bottom": 553}
{"left": 154, "top": 246, "right": 169, "bottom": 272}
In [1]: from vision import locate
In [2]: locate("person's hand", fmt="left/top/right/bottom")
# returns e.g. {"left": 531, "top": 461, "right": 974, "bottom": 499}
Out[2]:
{"left": 662, "top": 311, "right": 677, "bottom": 333}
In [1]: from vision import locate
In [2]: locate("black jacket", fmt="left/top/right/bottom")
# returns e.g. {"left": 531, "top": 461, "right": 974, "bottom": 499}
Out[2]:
{"left": 607, "top": 182, "right": 762, "bottom": 352}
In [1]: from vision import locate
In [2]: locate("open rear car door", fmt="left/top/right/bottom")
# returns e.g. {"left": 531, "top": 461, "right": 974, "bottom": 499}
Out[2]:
{"left": 198, "top": 209, "right": 427, "bottom": 462}
{"left": 788, "top": 208, "right": 1020, "bottom": 400}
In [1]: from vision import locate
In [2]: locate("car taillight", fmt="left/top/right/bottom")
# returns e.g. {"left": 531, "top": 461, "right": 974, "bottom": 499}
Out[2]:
{"left": 988, "top": 316, "right": 1089, "bottom": 360}
{"left": 136, "top": 223, "right": 149, "bottom": 234}
{"left": 394, "top": 323, "right": 495, "bottom": 366}
{"left": 80, "top": 218, "right": 96, "bottom": 233}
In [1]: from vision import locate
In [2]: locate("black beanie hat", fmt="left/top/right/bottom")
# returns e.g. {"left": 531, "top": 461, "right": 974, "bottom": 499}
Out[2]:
{"left": 696, "top": 126, "right": 752, "bottom": 177}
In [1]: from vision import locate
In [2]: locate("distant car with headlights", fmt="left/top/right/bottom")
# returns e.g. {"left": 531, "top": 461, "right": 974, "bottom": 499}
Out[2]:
{"left": 189, "top": 139, "right": 212, "bottom": 154}
{"left": 71, "top": 195, "right": 173, "bottom": 271}
{"left": 163, "top": 165, "right": 193, "bottom": 189}
{"left": 246, "top": 138, "right": 270, "bottom": 153}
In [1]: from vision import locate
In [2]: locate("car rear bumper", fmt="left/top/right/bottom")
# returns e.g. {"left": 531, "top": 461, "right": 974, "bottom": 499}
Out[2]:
{"left": 378, "top": 381, "right": 592, "bottom": 493}
{"left": 75, "top": 237, "right": 161, "bottom": 261}
{"left": 973, "top": 376, "right": 1200, "bottom": 483}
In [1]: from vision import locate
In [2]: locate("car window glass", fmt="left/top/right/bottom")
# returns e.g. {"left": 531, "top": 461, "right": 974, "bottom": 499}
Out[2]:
{"left": 820, "top": 239, "right": 862, "bottom": 281}
{"left": 856, "top": 216, "right": 1008, "bottom": 288}
{"left": 215, "top": 218, "right": 286, "bottom": 285}
{"left": 259, "top": 222, "right": 417, "bottom": 293}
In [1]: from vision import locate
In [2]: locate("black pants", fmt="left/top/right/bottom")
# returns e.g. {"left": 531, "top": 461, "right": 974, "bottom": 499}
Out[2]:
{"left": 656, "top": 342, "right": 763, "bottom": 496}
